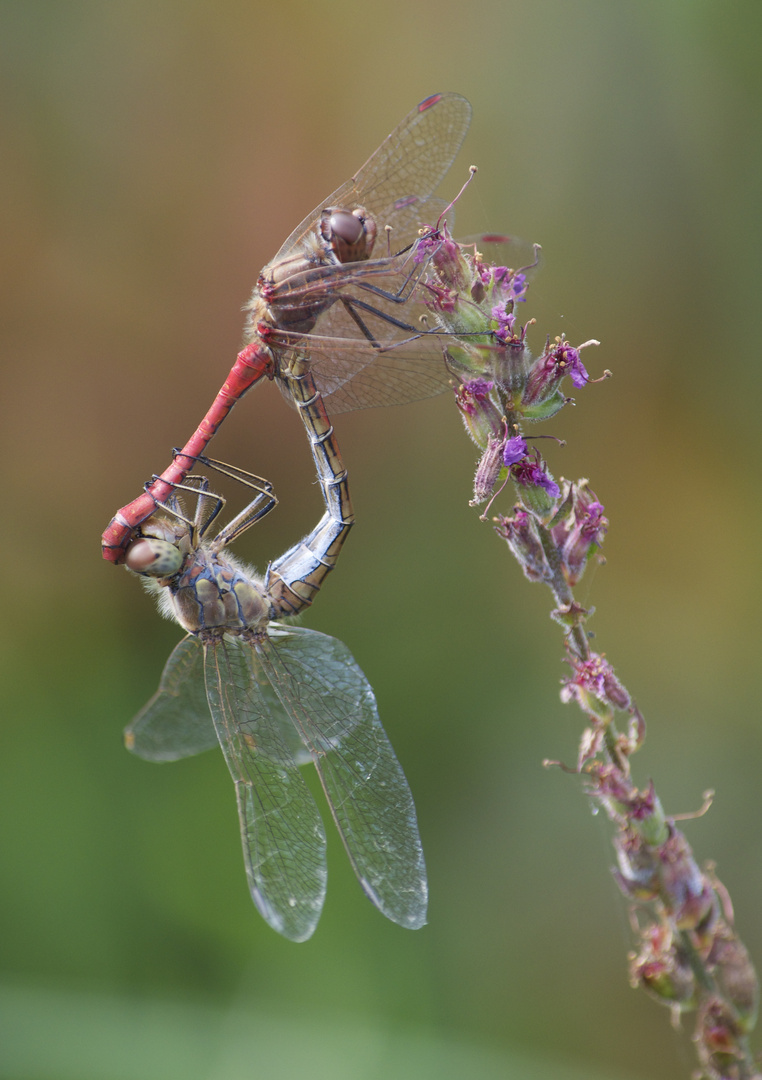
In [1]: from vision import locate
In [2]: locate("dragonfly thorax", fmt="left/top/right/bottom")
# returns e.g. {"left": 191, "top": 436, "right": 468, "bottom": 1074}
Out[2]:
{"left": 247, "top": 255, "right": 332, "bottom": 337}
{"left": 169, "top": 548, "right": 271, "bottom": 636}
{"left": 245, "top": 204, "right": 377, "bottom": 339}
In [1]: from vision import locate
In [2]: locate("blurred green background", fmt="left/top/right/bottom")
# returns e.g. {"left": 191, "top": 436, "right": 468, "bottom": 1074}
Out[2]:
{"left": 2, "top": 2, "right": 762, "bottom": 1077}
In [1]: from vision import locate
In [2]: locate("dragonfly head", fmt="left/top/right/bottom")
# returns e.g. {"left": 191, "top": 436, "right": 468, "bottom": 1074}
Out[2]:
{"left": 320, "top": 206, "right": 376, "bottom": 263}
{"left": 124, "top": 536, "right": 185, "bottom": 578}
{"left": 124, "top": 512, "right": 193, "bottom": 580}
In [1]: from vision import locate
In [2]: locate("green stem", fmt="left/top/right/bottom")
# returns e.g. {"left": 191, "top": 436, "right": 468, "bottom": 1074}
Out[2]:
{"left": 535, "top": 520, "right": 589, "bottom": 660}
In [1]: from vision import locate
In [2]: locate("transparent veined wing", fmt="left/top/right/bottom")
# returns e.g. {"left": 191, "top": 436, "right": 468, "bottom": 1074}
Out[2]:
{"left": 268, "top": 243, "right": 457, "bottom": 411}
{"left": 203, "top": 634, "right": 327, "bottom": 942}
{"left": 461, "top": 232, "right": 543, "bottom": 285}
{"left": 273, "top": 327, "right": 453, "bottom": 413}
{"left": 125, "top": 633, "right": 316, "bottom": 764}
{"left": 282, "top": 233, "right": 543, "bottom": 412}
{"left": 125, "top": 635, "right": 218, "bottom": 761}
{"left": 256, "top": 625, "right": 427, "bottom": 930}
{"left": 272, "top": 93, "right": 472, "bottom": 266}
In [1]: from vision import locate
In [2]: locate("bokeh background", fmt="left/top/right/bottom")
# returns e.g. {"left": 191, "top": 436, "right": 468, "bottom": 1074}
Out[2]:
{"left": 2, "top": 2, "right": 761, "bottom": 1078}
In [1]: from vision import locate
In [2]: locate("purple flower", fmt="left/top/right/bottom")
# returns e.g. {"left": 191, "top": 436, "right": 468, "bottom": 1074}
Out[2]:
{"left": 424, "top": 281, "right": 458, "bottom": 313}
{"left": 550, "top": 484, "right": 608, "bottom": 586}
{"left": 457, "top": 378, "right": 494, "bottom": 414}
{"left": 412, "top": 229, "right": 440, "bottom": 265}
{"left": 522, "top": 336, "right": 593, "bottom": 409}
{"left": 553, "top": 340, "right": 589, "bottom": 388}
{"left": 494, "top": 267, "right": 527, "bottom": 303}
{"left": 416, "top": 223, "right": 469, "bottom": 292}
{"left": 454, "top": 379, "right": 502, "bottom": 446}
{"left": 512, "top": 454, "right": 560, "bottom": 499}
{"left": 502, "top": 435, "right": 528, "bottom": 467}
{"left": 484, "top": 264, "right": 528, "bottom": 303}
{"left": 431, "top": 231, "right": 465, "bottom": 273}
{"left": 581, "top": 501, "right": 605, "bottom": 535}
{"left": 491, "top": 304, "right": 515, "bottom": 345}
{"left": 531, "top": 468, "right": 561, "bottom": 499}
{"left": 561, "top": 652, "right": 631, "bottom": 713}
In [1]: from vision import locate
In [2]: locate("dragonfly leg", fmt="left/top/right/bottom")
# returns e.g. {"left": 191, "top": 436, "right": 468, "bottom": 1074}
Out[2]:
{"left": 339, "top": 294, "right": 425, "bottom": 342}
{"left": 170, "top": 453, "right": 278, "bottom": 545}
{"left": 265, "top": 366, "right": 353, "bottom": 617}
{"left": 144, "top": 473, "right": 223, "bottom": 536}
{"left": 175, "top": 452, "right": 276, "bottom": 501}
{"left": 349, "top": 245, "right": 431, "bottom": 306}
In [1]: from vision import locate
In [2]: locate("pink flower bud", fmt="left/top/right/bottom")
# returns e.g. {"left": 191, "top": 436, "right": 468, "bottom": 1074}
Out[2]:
{"left": 472, "top": 436, "right": 505, "bottom": 505}
{"left": 494, "top": 511, "right": 550, "bottom": 583}
{"left": 454, "top": 379, "right": 502, "bottom": 447}
{"left": 630, "top": 923, "right": 697, "bottom": 1007}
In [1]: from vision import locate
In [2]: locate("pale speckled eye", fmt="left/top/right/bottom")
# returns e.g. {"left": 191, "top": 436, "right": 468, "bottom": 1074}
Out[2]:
{"left": 125, "top": 537, "right": 183, "bottom": 577}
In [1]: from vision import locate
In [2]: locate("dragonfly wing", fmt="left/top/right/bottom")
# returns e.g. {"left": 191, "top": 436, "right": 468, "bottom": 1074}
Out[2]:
{"left": 461, "top": 233, "right": 543, "bottom": 279}
{"left": 297, "top": 235, "right": 541, "bottom": 412}
{"left": 125, "top": 635, "right": 218, "bottom": 761}
{"left": 458, "top": 232, "right": 543, "bottom": 302}
{"left": 287, "top": 332, "right": 453, "bottom": 412}
{"left": 256, "top": 625, "right": 427, "bottom": 930}
{"left": 272, "top": 93, "right": 472, "bottom": 262}
{"left": 203, "top": 635, "right": 327, "bottom": 942}
{"left": 334, "top": 93, "right": 472, "bottom": 248}
{"left": 275, "top": 329, "right": 455, "bottom": 412}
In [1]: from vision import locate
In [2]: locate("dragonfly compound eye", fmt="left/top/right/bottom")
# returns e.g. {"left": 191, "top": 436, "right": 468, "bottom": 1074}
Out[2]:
{"left": 125, "top": 537, "right": 184, "bottom": 577}
{"left": 321, "top": 207, "right": 377, "bottom": 265}
{"left": 328, "top": 210, "right": 365, "bottom": 246}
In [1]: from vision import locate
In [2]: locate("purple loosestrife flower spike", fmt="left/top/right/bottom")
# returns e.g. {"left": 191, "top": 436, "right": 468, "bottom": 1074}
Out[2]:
{"left": 426, "top": 208, "right": 760, "bottom": 1075}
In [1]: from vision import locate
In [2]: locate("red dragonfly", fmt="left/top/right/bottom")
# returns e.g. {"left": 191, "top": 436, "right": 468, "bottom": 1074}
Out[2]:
{"left": 103, "top": 92, "right": 472, "bottom": 563}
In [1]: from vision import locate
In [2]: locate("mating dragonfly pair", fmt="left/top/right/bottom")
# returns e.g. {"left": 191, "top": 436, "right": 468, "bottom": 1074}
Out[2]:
{"left": 109, "top": 92, "right": 516, "bottom": 941}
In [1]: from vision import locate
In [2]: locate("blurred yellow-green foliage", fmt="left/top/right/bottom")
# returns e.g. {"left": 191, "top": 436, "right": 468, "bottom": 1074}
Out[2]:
{"left": 2, "top": 2, "right": 762, "bottom": 1078}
